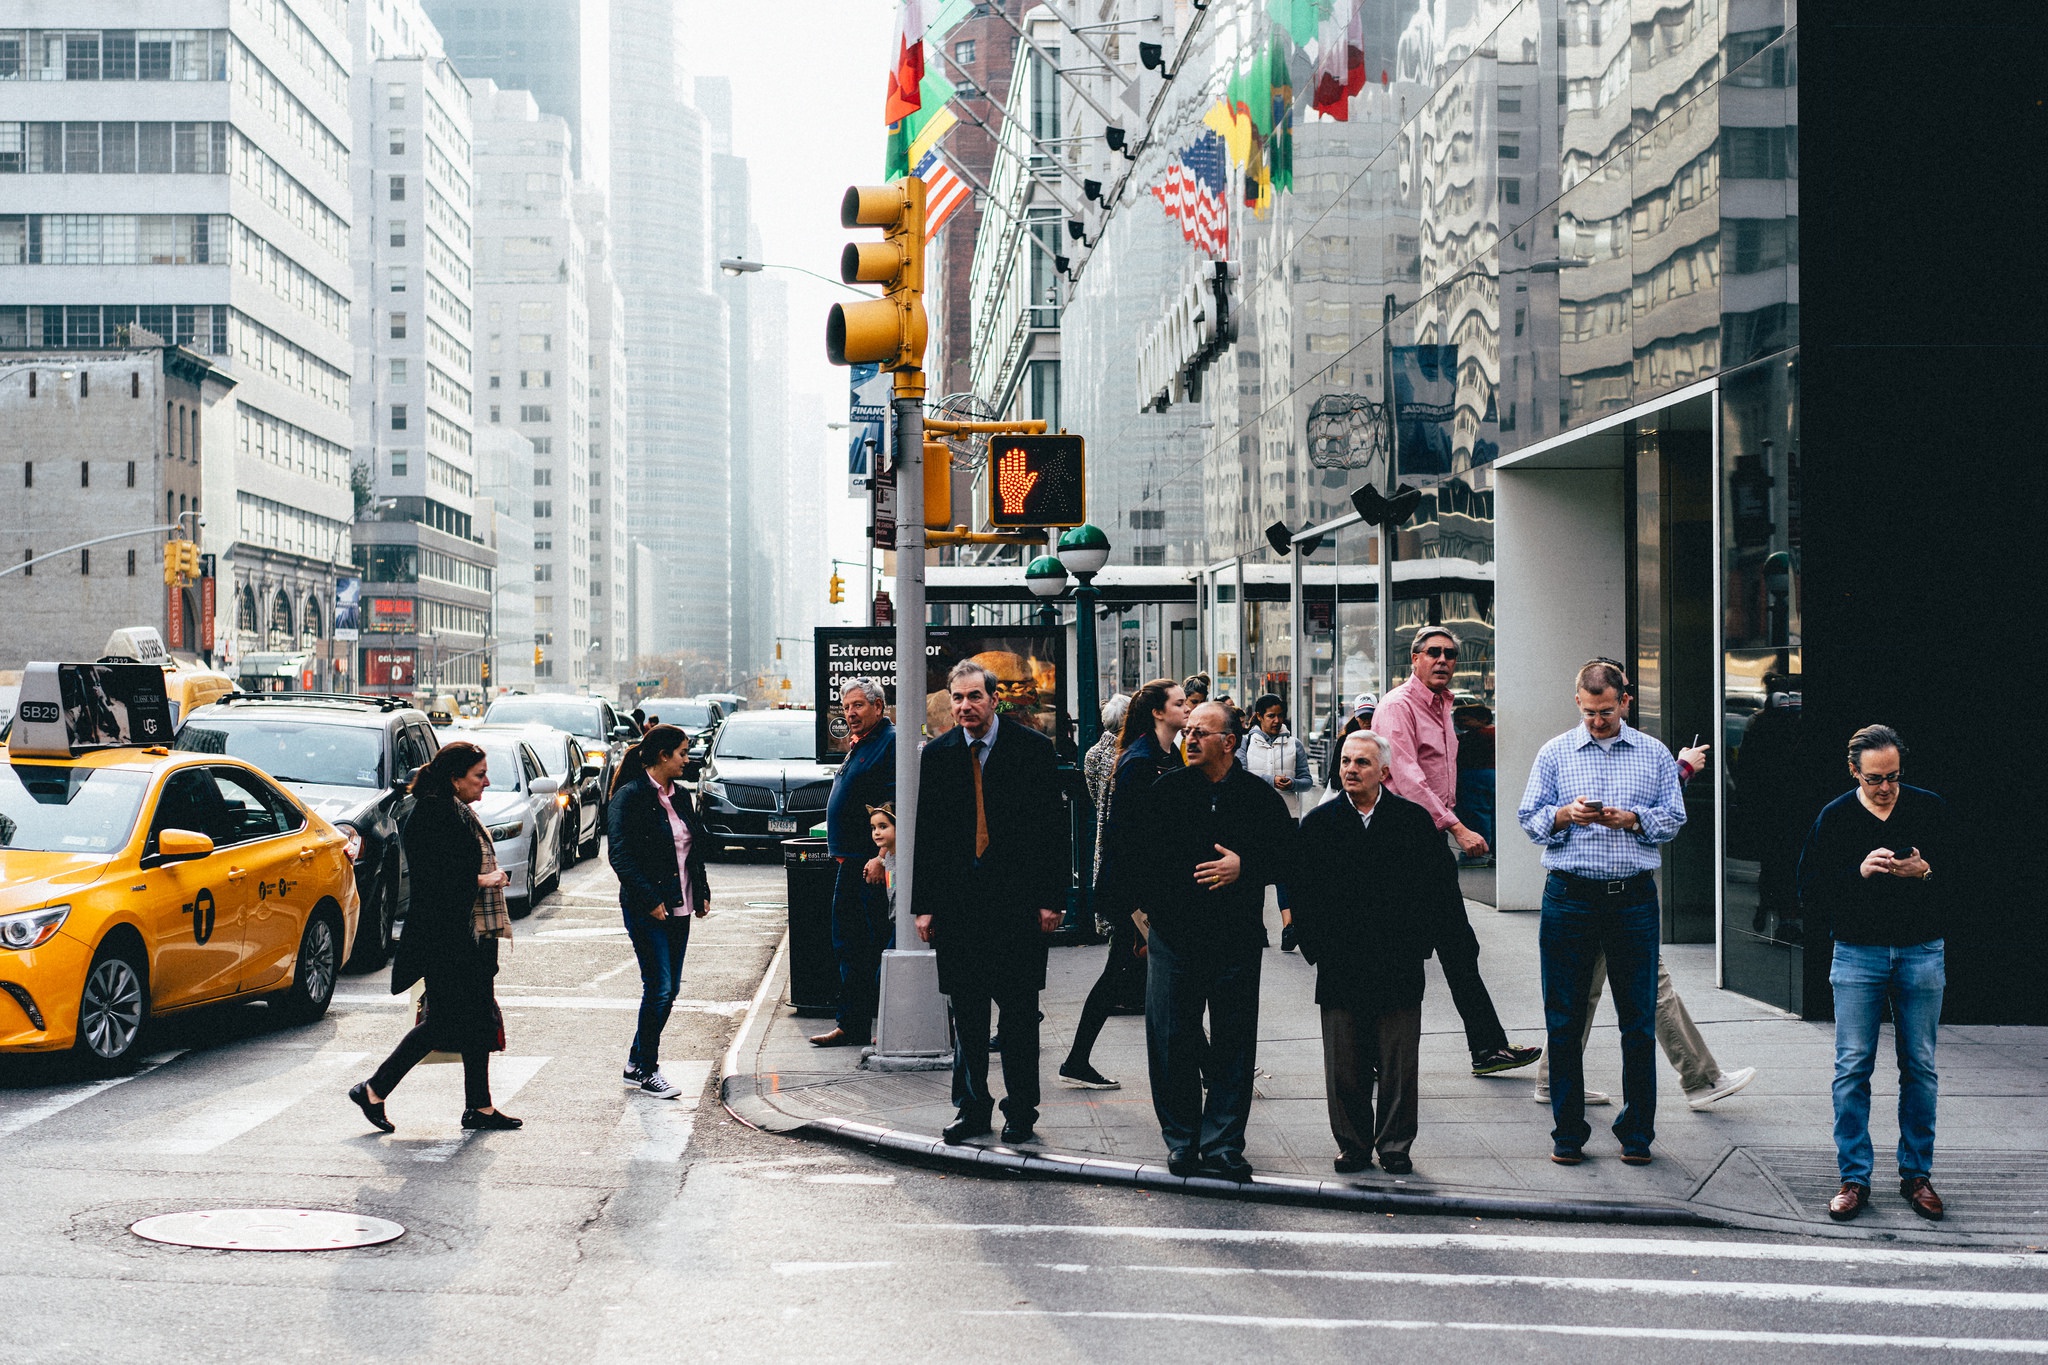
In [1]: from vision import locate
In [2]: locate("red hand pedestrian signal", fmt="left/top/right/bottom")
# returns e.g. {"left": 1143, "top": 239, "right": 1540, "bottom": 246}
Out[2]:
{"left": 997, "top": 448, "right": 1040, "bottom": 516}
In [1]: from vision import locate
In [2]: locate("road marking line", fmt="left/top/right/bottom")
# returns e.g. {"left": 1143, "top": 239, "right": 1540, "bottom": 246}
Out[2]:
{"left": 960, "top": 1311, "right": 2048, "bottom": 1352}
{"left": 332, "top": 994, "right": 748, "bottom": 1015}
{"left": 912, "top": 1225, "right": 2048, "bottom": 1271}
{"left": 773, "top": 1261, "right": 898, "bottom": 1274}
{"left": 616, "top": 1059, "right": 714, "bottom": 1162}
{"left": 0, "top": 1050, "right": 186, "bottom": 1138}
{"left": 143, "top": 1051, "right": 368, "bottom": 1155}
{"left": 410, "top": 1056, "right": 552, "bottom": 1162}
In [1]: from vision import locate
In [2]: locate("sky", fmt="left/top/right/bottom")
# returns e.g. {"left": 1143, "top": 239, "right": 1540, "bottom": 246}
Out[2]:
{"left": 677, "top": 0, "right": 898, "bottom": 625}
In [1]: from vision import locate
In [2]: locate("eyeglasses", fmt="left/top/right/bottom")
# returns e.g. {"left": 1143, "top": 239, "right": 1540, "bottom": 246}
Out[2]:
{"left": 1857, "top": 771, "right": 1902, "bottom": 787}
{"left": 1420, "top": 646, "right": 1459, "bottom": 661}
{"left": 1183, "top": 726, "right": 1224, "bottom": 742}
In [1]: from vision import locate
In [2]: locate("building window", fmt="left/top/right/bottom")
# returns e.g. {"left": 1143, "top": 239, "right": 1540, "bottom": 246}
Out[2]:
{"left": 533, "top": 468, "right": 552, "bottom": 486}
{"left": 389, "top": 266, "right": 406, "bottom": 292}
{"left": 391, "top": 452, "right": 407, "bottom": 476}
{"left": 533, "top": 500, "right": 552, "bottom": 518}
{"left": 954, "top": 39, "right": 975, "bottom": 63}
{"left": 79, "top": 460, "right": 88, "bottom": 486}
{"left": 1498, "top": 133, "right": 1521, "bottom": 160}
{"left": 388, "top": 174, "right": 405, "bottom": 201}
{"left": 488, "top": 372, "right": 501, "bottom": 389}
{"left": 389, "top": 312, "right": 407, "bottom": 338}
{"left": 519, "top": 405, "right": 550, "bottom": 422}
{"left": 389, "top": 359, "right": 407, "bottom": 384}
{"left": 534, "top": 564, "right": 552, "bottom": 581}
{"left": 390, "top": 404, "right": 408, "bottom": 430}
{"left": 389, "top": 89, "right": 405, "bottom": 110}
{"left": 534, "top": 532, "right": 552, "bottom": 550}
{"left": 79, "top": 547, "right": 89, "bottom": 574}
{"left": 1500, "top": 177, "right": 1521, "bottom": 205}
{"left": 488, "top": 404, "right": 500, "bottom": 422}
{"left": 388, "top": 130, "right": 404, "bottom": 155}
{"left": 126, "top": 459, "right": 135, "bottom": 486}
{"left": 529, "top": 437, "right": 552, "bottom": 454}
{"left": 389, "top": 220, "right": 405, "bottom": 247}
{"left": 22, "top": 460, "right": 31, "bottom": 487}
{"left": 127, "top": 547, "right": 136, "bottom": 575}
{"left": 21, "top": 548, "right": 30, "bottom": 576}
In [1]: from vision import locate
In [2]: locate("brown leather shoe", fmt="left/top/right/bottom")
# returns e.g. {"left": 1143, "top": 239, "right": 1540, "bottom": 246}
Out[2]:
{"left": 1827, "top": 1181, "right": 1871, "bottom": 1221}
{"left": 1900, "top": 1176, "right": 1945, "bottom": 1220}
{"left": 807, "top": 1027, "right": 870, "bottom": 1048}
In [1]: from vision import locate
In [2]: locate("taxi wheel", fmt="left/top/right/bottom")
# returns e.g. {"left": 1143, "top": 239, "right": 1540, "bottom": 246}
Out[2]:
{"left": 277, "top": 910, "right": 340, "bottom": 1025}
{"left": 75, "top": 941, "right": 148, "bottom": 1072}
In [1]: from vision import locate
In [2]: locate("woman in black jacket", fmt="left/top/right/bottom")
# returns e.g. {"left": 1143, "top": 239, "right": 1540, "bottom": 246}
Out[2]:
{"left": 349, "top": 741, "right": 521, "bottom": 1133}
{"left": 607, "top": 724, "right": 712, "bottom": 1099}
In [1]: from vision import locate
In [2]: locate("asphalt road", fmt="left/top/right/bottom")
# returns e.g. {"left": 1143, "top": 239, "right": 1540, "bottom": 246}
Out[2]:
{"left": 3, "top": 851, "right": 2044, "bottom": 1362}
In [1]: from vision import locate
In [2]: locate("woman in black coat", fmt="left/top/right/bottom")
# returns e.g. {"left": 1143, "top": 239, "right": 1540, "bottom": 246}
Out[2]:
{"left": 348, "top": 741, "right": 521, "bottom": 1133}
{"left": 606, "top": 724, "right": 712, "bottom": 1098}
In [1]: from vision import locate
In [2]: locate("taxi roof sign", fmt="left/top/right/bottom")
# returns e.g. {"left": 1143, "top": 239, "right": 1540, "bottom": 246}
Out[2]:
{"left": 9, "top": 662, "right": 177, "bottom": 759}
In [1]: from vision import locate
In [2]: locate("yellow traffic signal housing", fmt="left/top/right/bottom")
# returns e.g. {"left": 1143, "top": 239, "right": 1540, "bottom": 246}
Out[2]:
{"left": 825, "top": 178, "right": 927, "bottom": 373}
{"left": 533, "top": 644, "right": 544, "bottom": 667}
{"left": 180, "top": 541, "right": 201, "bottom": 580}
{"left": 987, "top": 435, "right": 1087, "bottom": 528}
{"left": 924, "top": 441, "right": 953, "bottom": 530}
{"left": 829, "top": 573, "right": 846, "bottom": 605}
{"left": 162, "top": 539, "right": 201, "bottom": 585}
{"left": 162, "top": 541, "right": 181, "bottom": 585}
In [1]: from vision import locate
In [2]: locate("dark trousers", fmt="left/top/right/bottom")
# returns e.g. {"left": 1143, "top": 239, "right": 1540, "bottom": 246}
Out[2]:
{"left": 1146, "top": 925, "right": 1262, "bottom": 1161}
{"left": 625, "top": 911, "right": 692, "bottom": 1073}
{"left": 1066, "top": 913, "right": 1146, "bottom": 1067}
{"left": 949, "top": 988, "right": 1041, "bottom": 1126}
{"left": 830, "top": 859, "right": 891, "bottom": 1036}
{"left": 1438, "top": 899, "right": 1511, "bottom": 1058}
{"left": 1540, "top": 873, "right": 1661, "bottom": 1153}
{"left": 369, "top": 1023, "right": 492, "bottom": 1110}
{"left": 1321, "top": 1004, "right": 1421, "bottom": 1161}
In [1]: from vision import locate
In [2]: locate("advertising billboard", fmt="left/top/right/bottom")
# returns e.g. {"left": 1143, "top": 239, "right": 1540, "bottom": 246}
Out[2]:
{"left": 333, "top": 576, "right": 361, "bottom": 640}
{"left": 813, "top": 626, "right": 1067, "bottom": 761}
{"left": 362, "top": 647, "right": 416, "bottom": 689}
{"left": 8, "top": 661, "right": 176, "bottom": 757}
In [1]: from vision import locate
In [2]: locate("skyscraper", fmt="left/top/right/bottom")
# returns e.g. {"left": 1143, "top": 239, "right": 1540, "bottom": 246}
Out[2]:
{"left": 421, "top": 0, "right": 609, "bottom": 187}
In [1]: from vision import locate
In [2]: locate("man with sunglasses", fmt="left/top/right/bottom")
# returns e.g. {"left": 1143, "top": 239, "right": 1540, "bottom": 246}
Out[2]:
{"left": 1377, "top": 627, "right": 1543, "bottom": 1078}
{"left": 1797, "top": 724, "right": 1948, "bottom": 1222}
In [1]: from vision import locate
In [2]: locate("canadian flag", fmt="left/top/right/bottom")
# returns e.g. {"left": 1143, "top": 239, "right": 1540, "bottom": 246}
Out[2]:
{"left": 1311, "top": 0, "right": 1366, "bottom": 121}
{"left": 885, "top": 0, "right": 926, "bottom": 125}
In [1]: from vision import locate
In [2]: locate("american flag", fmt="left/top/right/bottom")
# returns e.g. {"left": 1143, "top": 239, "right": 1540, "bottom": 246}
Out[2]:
{"left": 914, "top": 147, "right": 971, "bottom": 243}
{"left": 1151, "top": 131, "right": 1229, "bottom": 257}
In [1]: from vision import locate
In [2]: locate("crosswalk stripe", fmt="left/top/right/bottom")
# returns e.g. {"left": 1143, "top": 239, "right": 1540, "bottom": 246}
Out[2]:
{"left": 0, "top": 1050, "right": 186, "bottom": 1139}
{"left": 142, "top": 1051, "right": 368, "bottom": 1155}
{"left": 332, "top": 994, "right": 749, "bottom": 1015}
{"left": 616, "top": 1059, "right": 714, "bottom": 1162}
{"left": 408, "top": 1056, "right": 553, "bottom": 1162}
{"left": 914, "top": 1225, "right": 2048, "bottom": 1271}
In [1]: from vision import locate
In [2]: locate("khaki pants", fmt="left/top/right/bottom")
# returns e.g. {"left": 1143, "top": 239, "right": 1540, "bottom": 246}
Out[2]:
{"left": 1535, "top": 955, "right": 1721, "bottom": 1094}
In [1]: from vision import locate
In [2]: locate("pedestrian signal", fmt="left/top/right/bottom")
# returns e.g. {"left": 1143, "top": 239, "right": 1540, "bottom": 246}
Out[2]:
{"left": 986, "top": 435, "right": 1086, "bottom": 528}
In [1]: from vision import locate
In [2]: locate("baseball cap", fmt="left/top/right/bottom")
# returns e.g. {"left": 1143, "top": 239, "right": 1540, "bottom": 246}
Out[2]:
{"left": 1352, "top": 691, "right": 1377, "bottom": 714}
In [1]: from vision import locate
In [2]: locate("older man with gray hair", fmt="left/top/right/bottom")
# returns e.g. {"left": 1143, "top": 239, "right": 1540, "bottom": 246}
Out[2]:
{"left": 811, "top": 675, "right": 895, "bottom": 1048}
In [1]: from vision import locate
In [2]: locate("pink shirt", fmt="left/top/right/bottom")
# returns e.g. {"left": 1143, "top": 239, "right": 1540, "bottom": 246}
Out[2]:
{"left": 654, "top": 780, "right": 696, "bottom": 913}
{"left": 1374, "top": 676, "right": 1459, "bottom": 831}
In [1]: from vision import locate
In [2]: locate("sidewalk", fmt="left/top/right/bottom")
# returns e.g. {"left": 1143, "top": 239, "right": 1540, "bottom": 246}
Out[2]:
{"left": 722, "top": 899, "right": 2048, "bottom": 1243}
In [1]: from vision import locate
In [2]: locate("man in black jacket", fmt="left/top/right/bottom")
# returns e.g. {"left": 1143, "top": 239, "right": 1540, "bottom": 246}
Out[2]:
{"left": 1135, "top": 701, "right": 1296, "bottom": 1180}
{"left": 912, "top": 661, "right": 1070, "bottom": 1146}
{"left": 1293, "top": 730, "right": 1462, "bottom": 1175}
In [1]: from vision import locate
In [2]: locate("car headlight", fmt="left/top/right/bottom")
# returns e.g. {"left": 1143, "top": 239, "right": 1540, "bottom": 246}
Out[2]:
{"left": 700, "top": 779, "right": 727, "bottom": 804}
{"left": 556, "top": 791, "right": 572, "bottom": 808}
{"left": 486, "top": 820, "right": 524, "bottom": 841}
{"left": 0, "top": 904, "right": 70, "bottom": 951}
{"left": 583, "top": 746, "right": 608, "bottom": 765}
{"left": 335, "top": 822, "right": 365, "bottom": 863}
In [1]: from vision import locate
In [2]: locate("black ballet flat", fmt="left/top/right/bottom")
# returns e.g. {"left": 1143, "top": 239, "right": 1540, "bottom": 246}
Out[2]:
{"left": 349, "top": 1082, "right": 394, "bottom": 1134}
{"left": 461, "top": 1108, "right": 523, "bottom": 1131}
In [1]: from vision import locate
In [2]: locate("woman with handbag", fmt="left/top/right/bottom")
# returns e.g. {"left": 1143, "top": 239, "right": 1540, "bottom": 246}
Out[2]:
{"left": 607, "top": 724, "right": 712, "bottom": 1100}
{"left": 349, "top": 741, "right": 521, "bottom": 1133}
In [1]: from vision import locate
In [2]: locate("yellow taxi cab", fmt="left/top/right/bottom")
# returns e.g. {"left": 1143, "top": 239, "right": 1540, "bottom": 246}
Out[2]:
{"left": 98, "top": 626, "right": 236, "bottom": 727}
{"left": 0, "top": 661, "right": 359, "bottom": 1069}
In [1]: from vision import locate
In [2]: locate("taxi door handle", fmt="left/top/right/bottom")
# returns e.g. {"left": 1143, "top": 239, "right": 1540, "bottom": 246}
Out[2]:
{"left": 297, "top": 846, "right": 317, "bottom": 860}
{"left": 227, "top": 866, "right": 249, "bottom": 881}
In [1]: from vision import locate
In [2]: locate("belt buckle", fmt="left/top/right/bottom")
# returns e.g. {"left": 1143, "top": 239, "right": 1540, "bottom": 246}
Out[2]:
{"left": 1604, "top": 878, "right": 1627, "bottom": 896}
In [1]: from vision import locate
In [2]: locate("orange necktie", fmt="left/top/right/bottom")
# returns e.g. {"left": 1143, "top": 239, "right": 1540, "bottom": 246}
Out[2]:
{"left": 969, "top": 738, "right": 990, "bottom": 858}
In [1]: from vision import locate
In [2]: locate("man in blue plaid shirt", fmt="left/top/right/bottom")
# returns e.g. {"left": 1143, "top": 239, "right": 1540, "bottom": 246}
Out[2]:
{"left": 1515, "top": 659, "right": 1687, "bottom": 1166}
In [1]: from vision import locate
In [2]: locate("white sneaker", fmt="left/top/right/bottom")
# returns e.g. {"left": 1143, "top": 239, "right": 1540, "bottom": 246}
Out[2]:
{"left": 1533, "top": 1083, "right": 1611, "bottom": 1105}
{"left": 639, "top": 1071, "right": 685, "bottom": 1100}
{"left": 1686, "top": 1065, "right": 1757, "bottom": 1110}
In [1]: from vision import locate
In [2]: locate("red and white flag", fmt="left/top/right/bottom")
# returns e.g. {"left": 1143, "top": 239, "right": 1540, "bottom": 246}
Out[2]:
{"left": 885, "top": 0, "right": 927, "bottom": 125}
{"left": 915, "top": 147, "right": 971, "bottom": 242}
{"left": 1150, "top": 132, "right": 1230, "bottom": 257}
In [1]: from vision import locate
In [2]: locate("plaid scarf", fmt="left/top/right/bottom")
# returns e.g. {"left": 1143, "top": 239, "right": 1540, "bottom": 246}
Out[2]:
{"left": 460, "top": 801, "right": 512, "bottom": 943}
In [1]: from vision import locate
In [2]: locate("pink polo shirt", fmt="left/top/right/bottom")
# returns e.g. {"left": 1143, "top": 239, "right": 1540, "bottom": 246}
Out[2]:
{"left": 654, "top": 780, "right": 696, "bottom": 914}
{"left": 1374, "top": 676, "right": 1460, "bottom": 831}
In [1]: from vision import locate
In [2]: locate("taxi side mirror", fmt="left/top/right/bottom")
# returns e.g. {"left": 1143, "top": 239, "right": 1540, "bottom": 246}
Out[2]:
{"left": 146, "top": 828, "right": 215, "bottom": 867}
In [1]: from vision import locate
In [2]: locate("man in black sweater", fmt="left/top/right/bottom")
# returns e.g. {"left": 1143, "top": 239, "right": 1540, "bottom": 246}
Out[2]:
{"left": 1797, "top": 724, "right": 1948, "bottom": 1222}
{"left": 1134, "top": 701, "right": 1296, "bottom": 1180}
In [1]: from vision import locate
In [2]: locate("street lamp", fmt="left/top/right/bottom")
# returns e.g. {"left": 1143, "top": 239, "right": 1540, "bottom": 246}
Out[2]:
{"left": 718, "top": 256, "right": 876, "bottom": 296}
{"left": 1055, "top": 524, "right": 1111, "bottom": 750}
{"left": 1026, "top": 553, "right": 1067, "bottom": 629}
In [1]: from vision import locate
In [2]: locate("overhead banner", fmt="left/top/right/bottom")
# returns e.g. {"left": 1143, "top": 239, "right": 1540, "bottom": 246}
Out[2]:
{"left": 813, "top": 625, "right": 1067, "bottom": 761}
{"left": 848, "top": 362, "right": 891, "bottom": 495}
{"left": 1390, "top": 344, "right": 1458, "bottom": 477}
{"left": 333, "top": 576, "right": 361, "bottom": 640}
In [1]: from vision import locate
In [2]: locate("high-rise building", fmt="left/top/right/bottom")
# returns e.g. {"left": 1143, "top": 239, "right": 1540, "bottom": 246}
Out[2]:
{"left": 574, "top": 184, "right": 628, "bottom": 694}
{"left": 347, "top": 0, "right": 496, "bottom": 697}
{"left": 472, "top": 424, "right": 534, "bottom": 691}
{"left": 0, "top": 11, "right": 358, "bottom": 686}
{"left": 422, "top": 0, "right": 608, "bottom": 187}
{"left": 469, "top": 80, "right": 591, "bottom": 691}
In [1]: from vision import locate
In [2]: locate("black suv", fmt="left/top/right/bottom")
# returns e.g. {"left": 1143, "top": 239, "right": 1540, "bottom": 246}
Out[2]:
{"left": 175, "top": 694, "right": 441, "bottom": 970}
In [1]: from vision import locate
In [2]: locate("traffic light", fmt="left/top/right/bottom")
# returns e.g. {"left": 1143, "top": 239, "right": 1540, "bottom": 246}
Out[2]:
{"left": 986, "top": 435, "right": 1087, "bottom": 528}
{"left": 163, "top": 541, "right": 181, "bottom": 585}
{"left": 924, "top": 441, "right": 953, "bottom": 529}
{"left": 825, "top": 178, "right": 927, "bottom": 372}
{"left": 533, "top": 644, "right": 544, "bottom": 668}
{"left": 829, "top": 573, "right": 846, "bottom": 605}
{"left": 480, "top": 656, "right": 492, "bottom": 688}
{"left": 161, "top": 539, "right": 201, "bottom": 585}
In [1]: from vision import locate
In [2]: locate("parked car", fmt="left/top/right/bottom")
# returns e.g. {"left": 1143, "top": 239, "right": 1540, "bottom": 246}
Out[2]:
{"left": 480, "top": 694, "right": 631, "bottom": 855}
{"left": 472, "top": 723, "right": 602, "bottom": 871}
{"left": 174, "top": 694, "right": 440, "bottom": 971}
{"left": 696, "top": 691, "right": 747, "bottom": 715}
{"left": 470, "top": 734, "right": 564, "bottom": 913}
{"left": 695, "top": 708, "right": 831, "bottom": 856}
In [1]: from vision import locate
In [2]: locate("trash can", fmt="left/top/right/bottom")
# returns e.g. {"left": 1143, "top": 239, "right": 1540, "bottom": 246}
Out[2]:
{"left": 782, "top": 838, "right": 841, "bottom": 1017}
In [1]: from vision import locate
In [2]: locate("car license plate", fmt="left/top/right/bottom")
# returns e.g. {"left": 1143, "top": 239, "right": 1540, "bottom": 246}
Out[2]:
{"left": 768, "top": 817, "right": 798, "bottom": 834}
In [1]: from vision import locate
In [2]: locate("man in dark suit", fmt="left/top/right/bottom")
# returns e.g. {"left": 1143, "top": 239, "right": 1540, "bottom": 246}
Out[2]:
{"left": 912, "top": 660, "right": 1070, "bottom": 1146}
{"left": 1293, "top": 730, "right": 1464, "bottom": 1176}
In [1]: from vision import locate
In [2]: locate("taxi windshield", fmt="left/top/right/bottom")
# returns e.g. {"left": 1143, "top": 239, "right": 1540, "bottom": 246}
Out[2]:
{"left": 175, "top": 718, "right": 385, "bottom": 788}
{"left": 0, "top": 764, "right": 151, "bottom": 853}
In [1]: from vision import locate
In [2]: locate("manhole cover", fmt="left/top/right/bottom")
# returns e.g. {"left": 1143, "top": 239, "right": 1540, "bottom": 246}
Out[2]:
{"left": 745, "top": 901, "right": 788, "bottom": 909}
{"left": 131, "top": 1209, "right": 404, "bottom": 1251}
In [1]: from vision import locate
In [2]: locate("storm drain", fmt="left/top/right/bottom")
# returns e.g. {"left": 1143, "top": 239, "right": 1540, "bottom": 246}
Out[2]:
{"left": 1739, "top": 1147, "right": 2048, "bottom": 1226}
{"left": 131, "top": 1209, "right": 404, "bottom": 1251}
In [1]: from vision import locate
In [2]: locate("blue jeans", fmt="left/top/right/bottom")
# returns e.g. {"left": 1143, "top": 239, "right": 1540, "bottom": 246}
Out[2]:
{"left": 1456, "top": 768, "right": 1495, "bottom": 855}
{"left": 1146, "top": 924, "right": 1262, "bottom": 1162}
{"left": 1830, "top": 940, "right": 1944, "bottom": 1187}
{"left": 624, "top": 912, "right": 691, "bottom": 1073}
{"left": 1539, "top": 874, "right": 1660, "bottom": 1153}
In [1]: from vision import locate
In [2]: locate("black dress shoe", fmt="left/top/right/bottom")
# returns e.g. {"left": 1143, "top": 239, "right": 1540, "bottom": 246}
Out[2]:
{"left": 942, "top": 1113, "right": 993, "bottom": 1145}
{"left": 1208, "top": 1153, "right": 1256, "bottom": 1183}
{"left": 1000, "top": 1121, "right": 1039, "bottom": 1145}
{"left": 348, "top": 1082, "right": 394, "bottom": 1134}
{"left": 461, "top": 1108, "right": 523, "bottom": 1130}
{"left": 1167, "top": 1147, "right": 1201, "bottom": 1177}
{"left": 1333, "top": 1151, "right": 1373, "bottom": 1174}
{"left": 1378, "top": 1152, "right": 1413, "bottom": 1175}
